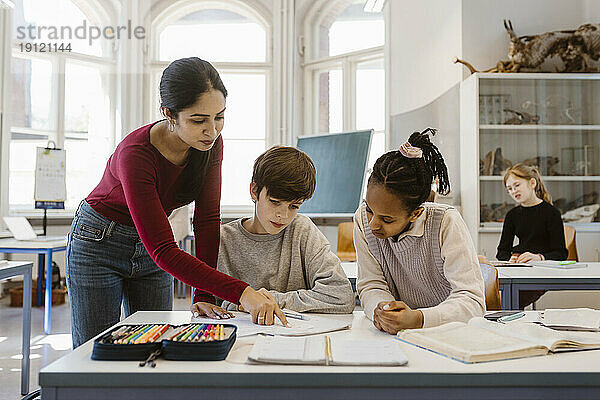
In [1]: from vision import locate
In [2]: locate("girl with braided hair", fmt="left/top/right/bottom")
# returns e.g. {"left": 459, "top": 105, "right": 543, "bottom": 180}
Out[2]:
{"left": 353, "top": 128, "right": 485, "bottom": 334}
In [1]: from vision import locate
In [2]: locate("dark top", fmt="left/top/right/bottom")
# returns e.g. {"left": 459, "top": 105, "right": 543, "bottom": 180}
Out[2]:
{"left": 86, "top": 121, "right": 249, "bottom": 304}
{"left": 496, "top": 201, "right": 568, "bottom": 261}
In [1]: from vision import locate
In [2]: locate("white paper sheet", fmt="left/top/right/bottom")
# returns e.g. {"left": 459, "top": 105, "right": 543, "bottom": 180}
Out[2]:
{"left": 191, "top": 312, "right": 351, "bottom": 337}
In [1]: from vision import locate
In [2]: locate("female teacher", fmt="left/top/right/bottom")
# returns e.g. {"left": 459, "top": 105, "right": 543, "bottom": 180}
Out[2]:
{"left": 66, "top": 57, "right": 286, "bottom": 348}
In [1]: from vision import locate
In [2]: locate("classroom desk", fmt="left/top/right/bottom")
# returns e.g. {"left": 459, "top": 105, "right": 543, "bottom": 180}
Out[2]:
{"left": 0, "top": 238, "right": 67, "bottom": 334}
{"left": 39, "top": 310, "right": 600, "bottom": 399}
{"left": 0, "top": 261, "right": 34, "bottom": 395}
{"left": 342, "top": 261, "right": 513, "bottom": 309}
{"left": 498, "top": 262, "right": 600, "bottom": 310}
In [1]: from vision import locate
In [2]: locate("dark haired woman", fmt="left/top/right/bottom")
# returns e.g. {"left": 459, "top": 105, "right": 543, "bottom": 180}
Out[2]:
{"left": 66, "top": 57, "right": 286, "bottom": 348}
{"left": 353, "top": 128, "right": 485, "bottom": 335}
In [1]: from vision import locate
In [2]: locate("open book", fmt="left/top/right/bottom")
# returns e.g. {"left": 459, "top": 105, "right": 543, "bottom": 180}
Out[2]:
{"left": 248, "top": 335, "right": 408, "bottom": 366}
{"left": 396, "top": 317, "right": 600, "bottom": 363}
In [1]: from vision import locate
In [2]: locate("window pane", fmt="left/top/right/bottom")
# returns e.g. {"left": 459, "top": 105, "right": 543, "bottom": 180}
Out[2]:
{"left": 12, "top": 0, "right": 103, "bottom": 57}
{"left": 10, "top": 57, "right": 53, "bottom": 130}
{"left": 64, "top": 62, "right": 112, "bottom": 209}
{"left": 322, "top": 1, "right": 384, "bottom": 57}
{"left": 317, "top": 69, "right": 343, "bottom": 134}
{"left": 64, "top": 139, "right": 109, "bottom": 209}
{"left": 159, "top": 9, "right": 266, "bottom": 62}
{"left": 356, "top": 58, "right": 384, "bottom": 131}
{"left": 9, "top": 138, "right": 48, "bottom": 207}
{"left": 219, "top": 73, "right": 266, "bottom": 140}
{"left": 221, "top": 140, "right": 265, "bottom": 206}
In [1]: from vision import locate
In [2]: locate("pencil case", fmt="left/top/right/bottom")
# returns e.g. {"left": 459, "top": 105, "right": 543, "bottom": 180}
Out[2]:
{"left": 91, "top": 323, "right": 237, "bottom": 363}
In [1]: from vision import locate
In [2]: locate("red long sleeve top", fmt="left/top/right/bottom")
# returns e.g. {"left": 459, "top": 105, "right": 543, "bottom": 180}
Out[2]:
{"left": 86, "top": 121, "right": 249, "bottom": 304}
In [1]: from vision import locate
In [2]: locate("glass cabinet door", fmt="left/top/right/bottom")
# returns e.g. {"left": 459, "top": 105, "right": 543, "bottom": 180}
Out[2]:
{"left": 478, "top": 77, "right": 600, "bottom": 225}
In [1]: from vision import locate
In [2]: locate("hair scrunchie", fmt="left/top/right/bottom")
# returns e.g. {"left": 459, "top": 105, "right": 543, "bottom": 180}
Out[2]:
{"left": 399, "top": 142, "right": 423, "bottom": 159}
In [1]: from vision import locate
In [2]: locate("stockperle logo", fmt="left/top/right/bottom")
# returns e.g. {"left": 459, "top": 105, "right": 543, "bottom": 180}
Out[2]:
{"left": 16, "top": 20, "right": 146, "bottom": 46}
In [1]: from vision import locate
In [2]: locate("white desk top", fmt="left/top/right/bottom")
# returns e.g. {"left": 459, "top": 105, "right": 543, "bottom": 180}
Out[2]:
{"left": 0, "top": 260, "right": 34, "bottom": 276}
{"left": 0, "top": 237, "right": 67, "bottom": 249}
{"left": 40, "top": 310, "right": 600, "bottom": 389}
{"left": 498, "top": 262, "right": 600, "bottom": 280}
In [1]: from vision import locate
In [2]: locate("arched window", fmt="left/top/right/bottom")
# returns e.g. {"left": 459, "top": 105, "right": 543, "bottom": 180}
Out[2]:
{"left": 149, "top": 1, "right": 271, "bottom": 208}
{"left": 304, "top": 0, "right": 385, "bottom": 169}
{"left": 7, "top": 0, "right": 116, "bottom": 212}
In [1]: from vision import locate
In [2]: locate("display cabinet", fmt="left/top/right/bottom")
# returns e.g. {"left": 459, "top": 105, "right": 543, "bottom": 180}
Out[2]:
{"left": 460, "top": 73, "right": 600, "bottom": 259}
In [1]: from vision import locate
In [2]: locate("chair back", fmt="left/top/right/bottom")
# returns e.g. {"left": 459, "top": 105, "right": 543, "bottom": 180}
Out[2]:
{"left": 336, "top": 222, "right": 356, "bottom": 261}
{"left": 564, "top": 225, "right": 578, "bottom": 261}
{"left": 479, "top": 263, "right": 501, "bottom": 311}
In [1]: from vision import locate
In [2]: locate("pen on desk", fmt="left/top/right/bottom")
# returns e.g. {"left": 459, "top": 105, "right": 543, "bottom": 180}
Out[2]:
{"left": 499, "top": 312, "right": 526, "bottom": 322}
{"left": 324, "top": 335, "right": 332, "bottom": 366}
{"left": 558, "top": 261, "right": 576, "bottom": 265}
{"left": 283, "top": 311, "right": 305, "bottom": 320}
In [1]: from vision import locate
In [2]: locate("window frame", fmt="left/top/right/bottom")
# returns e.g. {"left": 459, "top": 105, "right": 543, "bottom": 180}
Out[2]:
{"left": 302, "top": 0, "right": 385, "bottom": 136}
{"left": 146, "top": 0, "right": 273, "bottom": 214}
{"left": 1, "top": 0, "right": 117, "bottom": 217}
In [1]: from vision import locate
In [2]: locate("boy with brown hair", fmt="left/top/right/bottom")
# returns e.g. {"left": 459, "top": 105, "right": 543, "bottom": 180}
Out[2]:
{"left": 192, "top": 146, "right": 355, "bottom": 320}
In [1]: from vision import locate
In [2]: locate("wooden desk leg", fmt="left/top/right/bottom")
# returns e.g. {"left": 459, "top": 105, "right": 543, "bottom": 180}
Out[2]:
{"left": 37, "top": 253, "right": 45, "bottom": 307}
{"left": 44, "top": 250, "right": 53, "bottom": 334}
{"left": 22, "top": 268, "right": 32, "bottom": 395}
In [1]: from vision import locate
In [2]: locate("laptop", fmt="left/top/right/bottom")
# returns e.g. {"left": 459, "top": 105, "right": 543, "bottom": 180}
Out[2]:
{"left": 3, "top": 216, "right": 65, "bottom": 242}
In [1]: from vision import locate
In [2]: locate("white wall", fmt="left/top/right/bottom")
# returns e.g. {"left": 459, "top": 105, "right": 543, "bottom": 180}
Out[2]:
{"left": 388, "top": 0, "right": 462, "bottom": 116}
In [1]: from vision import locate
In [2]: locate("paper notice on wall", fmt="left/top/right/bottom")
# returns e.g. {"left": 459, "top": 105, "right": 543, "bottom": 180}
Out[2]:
{"left": 34, "top": 147, "right": 66, "bottom": 203}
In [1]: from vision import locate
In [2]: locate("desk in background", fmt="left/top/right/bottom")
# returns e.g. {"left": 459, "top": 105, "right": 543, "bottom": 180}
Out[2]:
{"left": 40, "top": 310, "right": 600, "bottom": 399}
{"left": 0, "top": 261, "right": 34, "bottom": 395}
{"left": 342, "top": 262, "right": 513, "bottom": 310}
{"left": 497, "top": 262, "right": 600, "bottom": 310}
{"left": 0, "top": 238, "right": 67, "bottom": 334}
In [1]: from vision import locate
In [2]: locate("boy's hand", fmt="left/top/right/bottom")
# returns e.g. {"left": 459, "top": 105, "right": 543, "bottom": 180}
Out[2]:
{"left": 373, "top": 301, "right": 423, "bottom": 334}
{"left": 516, "top": 252, "right": 542, "bottom": 263}
{"left": 190, "top": 302, "right": 234, "bottom": 319}
{"left": 509, "top": 253, "right": 520, "bottom": 263}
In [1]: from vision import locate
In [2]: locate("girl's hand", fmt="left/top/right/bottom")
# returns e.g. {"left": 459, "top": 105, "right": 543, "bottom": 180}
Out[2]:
{"left": 239, "top": 286, "right": 288, "bottom": 326}
{"left": 373, "top": 301, "right": 423, "bottom": 334}
{"left": 516, "top": 252, "right": 542, "bottom": 263}
{"left": 190, "top": 302, "right": 234, "bottom": 319}
{"left": 509, "top": 253, "right": 520, "bottom": 262}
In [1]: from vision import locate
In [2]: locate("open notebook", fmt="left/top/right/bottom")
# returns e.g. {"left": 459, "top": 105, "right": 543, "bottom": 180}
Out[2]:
{"left": 248, "top": 335, "right": 408, "bottom": 366}
{"left": 396, "top": 317, "right": 600, "bottom": 363}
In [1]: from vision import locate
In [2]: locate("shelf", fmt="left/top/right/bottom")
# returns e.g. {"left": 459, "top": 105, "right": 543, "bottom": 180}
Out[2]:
{"left": 480, "top": 176, "right": 600, "bottom": 181}
{"left": 480, "top": 125, "right": 600, "bottom": 130}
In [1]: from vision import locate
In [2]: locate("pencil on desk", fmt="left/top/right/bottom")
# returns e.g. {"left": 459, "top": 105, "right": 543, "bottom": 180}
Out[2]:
{"left": 219, "top": 324, "right": 225, "bottom": 340}
{"left": 283, "top": 311, "right": 305, "bottom": 321}
{"left": 324, "top": 335, "right": 332, "bottom": 366}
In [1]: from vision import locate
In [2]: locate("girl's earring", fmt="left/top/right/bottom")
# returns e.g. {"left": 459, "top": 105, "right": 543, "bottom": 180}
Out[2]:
{"left": 168, "top": 120, "right": 175, "bottom": 132}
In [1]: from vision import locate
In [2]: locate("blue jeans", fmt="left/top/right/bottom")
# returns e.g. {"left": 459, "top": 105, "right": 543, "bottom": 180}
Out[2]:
{"left": 66, "top": 200, "right": 173, "bottom": 348}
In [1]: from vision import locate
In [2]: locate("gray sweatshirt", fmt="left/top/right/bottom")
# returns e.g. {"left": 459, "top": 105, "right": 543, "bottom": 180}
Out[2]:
{"left": 217, "top": 214, "right": 355, "bottom": 313}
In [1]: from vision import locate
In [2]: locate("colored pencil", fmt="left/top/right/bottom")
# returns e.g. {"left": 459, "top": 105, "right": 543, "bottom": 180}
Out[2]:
{"left": 148, "top": 324, "right": 170, "bottom": 343}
